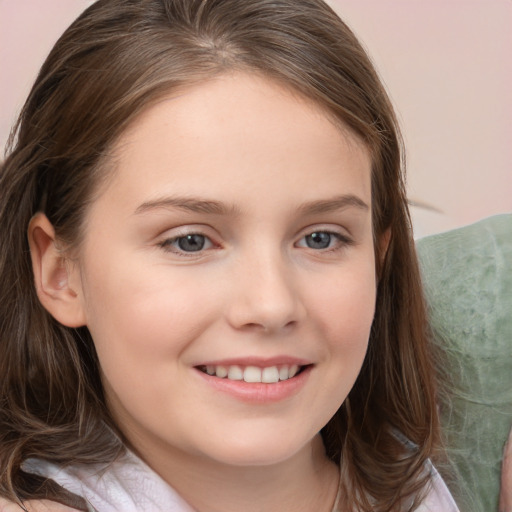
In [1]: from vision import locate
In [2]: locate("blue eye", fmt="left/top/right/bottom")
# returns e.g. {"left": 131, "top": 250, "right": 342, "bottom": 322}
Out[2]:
{"left": 296, "top": 231, "right": 351, "bottom": 251}
{"left": 176, "top": 234, "right": 206, "bottom": 251}
{"left": 304, "top": 232, "right": 332, "bottom": 249}
{"left": 159, "top": 233, "right": 213, "bottom": 253}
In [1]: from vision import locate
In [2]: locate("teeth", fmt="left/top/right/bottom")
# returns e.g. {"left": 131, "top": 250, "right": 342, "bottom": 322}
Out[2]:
{"left": 262, "top": 366, "right": 280, "bottom": 383}
{"left": 201, "top": 364, "right": 303, "bottom": 382}
{"left": 227, "top": 365, "right": 243, "bottom": 380}
{"left": 216, "top": 365, "right": 228, "bottom": 378}
{"left": 279, "top": 366, "right": 289, "bottom": 381}
{"left": 243, "top": 366, "right": 261, "bottom": 383}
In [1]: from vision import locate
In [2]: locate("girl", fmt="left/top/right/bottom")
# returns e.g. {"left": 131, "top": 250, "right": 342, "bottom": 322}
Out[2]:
{"left": 0, "top": 0, "right": 458, "bottom": 510}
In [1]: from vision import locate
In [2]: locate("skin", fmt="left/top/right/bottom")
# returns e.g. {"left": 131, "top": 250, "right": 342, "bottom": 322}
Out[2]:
{"left": 29, "top": 72, "right": 378, "bottom": 512}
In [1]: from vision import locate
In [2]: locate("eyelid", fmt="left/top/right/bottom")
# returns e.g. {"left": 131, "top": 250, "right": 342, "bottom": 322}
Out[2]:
{"left": 296, "top": 223, "right": 353, "bottom": 240}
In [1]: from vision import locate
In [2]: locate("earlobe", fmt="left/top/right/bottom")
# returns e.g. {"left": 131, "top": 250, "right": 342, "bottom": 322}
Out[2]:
{"left": 28, "top": 213, "right": 86, "bottom": 328}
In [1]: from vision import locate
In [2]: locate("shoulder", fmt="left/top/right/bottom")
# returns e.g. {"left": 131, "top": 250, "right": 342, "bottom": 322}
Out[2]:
{"left": 22, "top": 452, "right": 194, "bottom": 512}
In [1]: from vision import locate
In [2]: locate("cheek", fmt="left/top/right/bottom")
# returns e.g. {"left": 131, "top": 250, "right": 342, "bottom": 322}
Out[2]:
{"left": 81, "top": 259, "right": 222, "bottom": 377}
{"left": 294, "top": 262, "right": 376, "bottom": 435}
{"left": 81, "top": 264, "right": 224, "bottom": 437}
{"left": 310, "top": 261, "right": 377, "bottom": 351}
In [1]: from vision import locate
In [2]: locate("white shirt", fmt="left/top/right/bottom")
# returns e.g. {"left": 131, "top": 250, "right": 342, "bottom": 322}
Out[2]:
{"left": 23, "top": 450, "right": 459, "bottom": 512}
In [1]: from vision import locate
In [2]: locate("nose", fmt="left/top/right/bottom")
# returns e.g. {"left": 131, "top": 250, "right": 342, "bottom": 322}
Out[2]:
{"left": 225, "top": 249, "right": 305, "bottom": 334}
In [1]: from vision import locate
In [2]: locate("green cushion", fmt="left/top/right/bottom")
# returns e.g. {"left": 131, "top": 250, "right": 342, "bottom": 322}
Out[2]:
{"left": 417, "top": 214, "right": 512, "bottom": 512}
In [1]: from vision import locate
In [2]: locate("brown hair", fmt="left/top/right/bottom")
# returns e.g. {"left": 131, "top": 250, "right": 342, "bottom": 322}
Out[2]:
{"left": 0, "top": 0, "right": 440, "bottom": 510}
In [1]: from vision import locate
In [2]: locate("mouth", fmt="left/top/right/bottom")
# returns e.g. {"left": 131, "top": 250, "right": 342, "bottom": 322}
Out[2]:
{"left": 196, "top": 364, "right": 310, "bottom": 383}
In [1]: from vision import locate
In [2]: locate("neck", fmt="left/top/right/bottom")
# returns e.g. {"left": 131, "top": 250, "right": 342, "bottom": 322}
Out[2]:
{"left": 132, "top": 434, "right": 340, "bottom": 512}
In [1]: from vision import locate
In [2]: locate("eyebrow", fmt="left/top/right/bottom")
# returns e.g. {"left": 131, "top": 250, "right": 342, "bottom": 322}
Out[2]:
{"left": 297, "top": 194, "right": 369, "bottom": 215}
{"left": 134, "top": 196, "right": 241, "bottom": 216}
{"left": 134, "top": 194, "right": 368, "bottom": 216}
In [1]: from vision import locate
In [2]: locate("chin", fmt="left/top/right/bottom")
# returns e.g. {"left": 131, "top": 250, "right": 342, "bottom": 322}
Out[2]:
{"left": 199, "top": 429, "right": 314, "bottom": 468}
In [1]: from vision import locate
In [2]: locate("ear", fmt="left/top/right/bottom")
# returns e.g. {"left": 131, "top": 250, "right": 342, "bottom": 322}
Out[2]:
{"left": 28, "top": 213, "right": 86, "bottom": 328}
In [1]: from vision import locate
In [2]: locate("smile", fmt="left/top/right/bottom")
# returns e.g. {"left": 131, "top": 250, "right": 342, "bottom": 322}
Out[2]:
{"left": 195, "top": 362, "right": 313, "bottom": 403}
{"left": 198, "top": 364, "right": 304, "bottom": 383}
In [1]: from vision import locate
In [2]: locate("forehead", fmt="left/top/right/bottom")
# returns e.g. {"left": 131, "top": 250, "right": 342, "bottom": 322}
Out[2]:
{"left": 99, "top": 72, "right": 372, "bottom": 213}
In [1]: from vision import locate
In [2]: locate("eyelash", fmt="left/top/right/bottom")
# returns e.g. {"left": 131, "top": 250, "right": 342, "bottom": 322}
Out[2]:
{"left": 157, "top": 229, "right": 353, "bottom": 257}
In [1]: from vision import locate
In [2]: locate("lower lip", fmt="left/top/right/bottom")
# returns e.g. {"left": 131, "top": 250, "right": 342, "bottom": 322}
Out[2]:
{"left": 194, "top": 366, "right": 312, "bottom": 404}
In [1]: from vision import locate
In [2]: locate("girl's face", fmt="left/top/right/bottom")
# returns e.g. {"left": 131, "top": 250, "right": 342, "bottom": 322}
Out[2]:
{"left": 71, "top": 73, "right": 376, "bottom": 468}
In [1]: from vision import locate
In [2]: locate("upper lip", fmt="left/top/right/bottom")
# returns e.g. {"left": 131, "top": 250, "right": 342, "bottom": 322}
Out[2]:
{"left": 194, "top": 356, "right": 312, "bottom": 367}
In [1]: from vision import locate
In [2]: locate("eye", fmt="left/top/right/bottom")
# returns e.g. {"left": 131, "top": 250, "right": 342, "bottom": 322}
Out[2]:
{"left": 304, "top": 232, "right": 332, "bottom": 249}
{"left": 296, "top": 231, "right": 352, "bottom": 250}
{"left": 159, "top": 233, "right": 214, "bottom": 254}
